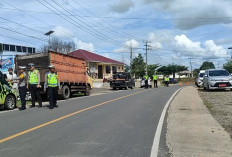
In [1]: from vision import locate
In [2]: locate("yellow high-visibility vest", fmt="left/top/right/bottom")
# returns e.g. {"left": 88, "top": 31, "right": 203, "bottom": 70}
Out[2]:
{"left": 28, "top": 70, "right": 38, "bottom": 84}
{"left": 153, "top": 75, "right": 157, "bottom": 80}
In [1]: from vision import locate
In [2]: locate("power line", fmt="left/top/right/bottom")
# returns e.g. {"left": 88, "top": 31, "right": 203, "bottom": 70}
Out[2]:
{"left": 1, "top": 7, "right": 232, "bottom": 21}
{"left": 0, "top": 33, "right": 43, "bottom": 47}
{"left": 62, "top": 0, "right": 135, "bottom": 43}
{"left": 69, "top": 0, "right": 143, "bottom": 41}
{"left": 38, "top": 0, "right": 126, "bottom": 48}
{"left": 0, "top": 26, "right": 47, "bottom": 42}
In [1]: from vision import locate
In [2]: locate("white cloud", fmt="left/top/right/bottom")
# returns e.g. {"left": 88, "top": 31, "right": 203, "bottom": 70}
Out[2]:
{"left": 73, "top": 38, "right": 94, "bottom": 52}
{"left": 144, "top": 0, "right": 232, "bottom": 30}
{"left": 53, "top": 26, "right": 74, "bottom": 39}
{"left": 148, "top": 33, "right": 163, "bottom": 49}
{"left": 110, "top": 0, "right": 134, "bottom": 13}
{"left": 174, "top": 34, "right": 229, "bottom": 58}
{"left": 113, "top": 39, "right": 140, "bottom": 53}
{"left": 204, "top": 40, "right": 228, "bottom": 58}
{"left": 174, "top": 34, "right": 204, "bottom": 55}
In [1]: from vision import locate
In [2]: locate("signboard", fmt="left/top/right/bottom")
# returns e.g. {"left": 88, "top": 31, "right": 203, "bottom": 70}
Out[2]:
{"left": 0, "top": 57, "right": 14, "bottom": 72}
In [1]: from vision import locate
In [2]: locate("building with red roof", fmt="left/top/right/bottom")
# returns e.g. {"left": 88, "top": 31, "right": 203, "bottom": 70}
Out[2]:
{"left": 69, "top": 49, "right": 124, "bottom": 79}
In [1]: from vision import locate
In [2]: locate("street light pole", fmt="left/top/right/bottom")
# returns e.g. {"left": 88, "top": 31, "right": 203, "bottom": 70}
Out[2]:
{"left": 44, "top": 30, "right": 54, "bottom": 51}
{"left": 228, "top": 47, "right": 232, "bottom": 61}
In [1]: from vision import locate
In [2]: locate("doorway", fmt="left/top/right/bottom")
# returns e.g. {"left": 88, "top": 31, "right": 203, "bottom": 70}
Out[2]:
{"left": 98, "top": 65, "right": 103, "bottom": 79}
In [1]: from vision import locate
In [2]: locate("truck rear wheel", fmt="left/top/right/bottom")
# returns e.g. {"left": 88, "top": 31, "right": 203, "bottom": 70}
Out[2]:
{"left": 84, "top": 85, "right": 90, "bottom": 96}
{"left": 61, "top": 85, "right": 70, "bottom": 99}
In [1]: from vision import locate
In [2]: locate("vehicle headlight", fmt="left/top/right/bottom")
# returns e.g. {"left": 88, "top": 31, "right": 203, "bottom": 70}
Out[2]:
{"left": 229, "top": 78, "right": 232, "bottom": 81}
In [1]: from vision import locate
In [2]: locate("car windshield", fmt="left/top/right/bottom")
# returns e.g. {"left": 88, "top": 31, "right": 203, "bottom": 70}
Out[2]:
{"left": 113, "top": 73, "right": 127, "bottom": 79}
{"left": 209, "top": 70, "right": 229, "bottom": 77}
{"left": 199, "top": 73, "right": 204, "bottom": 77}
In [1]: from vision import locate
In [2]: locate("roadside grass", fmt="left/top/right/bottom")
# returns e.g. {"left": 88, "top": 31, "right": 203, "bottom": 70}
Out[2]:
{"left": 222, "top": 125, "right": 232, "bottom": 139}
{"left": 200, "top": 93, "right": 232, "bottom": 139}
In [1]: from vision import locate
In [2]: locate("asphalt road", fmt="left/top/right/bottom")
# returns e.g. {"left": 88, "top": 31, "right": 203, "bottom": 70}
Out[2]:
{"left": 0, "top": 86, "right": 181, "bottom": 157}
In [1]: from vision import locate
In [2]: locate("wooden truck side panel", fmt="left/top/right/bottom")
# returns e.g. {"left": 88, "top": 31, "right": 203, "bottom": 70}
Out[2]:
{"left": 49, "top": 52, "right": 87, "bottom": 84}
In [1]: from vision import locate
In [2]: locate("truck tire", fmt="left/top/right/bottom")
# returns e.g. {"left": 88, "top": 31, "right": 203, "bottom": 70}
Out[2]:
{"left": 61, "top": 85, "right": 70, "bottom": 99}
{"left": 84, "top": 85, "right": 90, "bottom": 96}
{"left": 4, "top": 95, "right": 16, "bottom": 110}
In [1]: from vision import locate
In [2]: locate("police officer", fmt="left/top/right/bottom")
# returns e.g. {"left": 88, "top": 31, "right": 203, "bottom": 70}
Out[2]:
{"left": 10, "top": 66, "right": 27, "bottom": 110}
{"left": 164, "top": 75, "right": 169, "bottom": 87}
{"left": 27, "top": 63, "right": 42, "bottom": 108}
{"left": 153, "top": 73, "right": 158, "bottom": 88}
{"left": 144, "top": 74, "right": 148, "bottom": 89}
{"left": 44, "top": 65, "right": 60, "bottom": 109}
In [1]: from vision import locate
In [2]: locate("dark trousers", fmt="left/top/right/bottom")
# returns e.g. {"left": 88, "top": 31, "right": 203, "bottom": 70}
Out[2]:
{"left": 29, "top": 84, "right": 42, "bottom": 106}
{"left": 154, "top": 80, "right": 158, "bottom": 88}
{"left": 145, "top": 80, "right": 148, "bottom": 88}
{"left": 48, "top": 87, "right": 58, "bottom": 108}
{"left": 165, "top": 81, "right": 169, "bottom": 87}
{"left": 19, "top": 86, "right": 27, "bottom": 109}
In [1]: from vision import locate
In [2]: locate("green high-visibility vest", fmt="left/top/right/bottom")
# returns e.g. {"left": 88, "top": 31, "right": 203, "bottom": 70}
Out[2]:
{"left": 153, "top": 75, "right": 157, "bottom": 80}
{"left": 165, "top": 77, "right": 169, "bottom": 81}
{"left": 48, "top": 73, "right": 58, "bottom": 87}
{"left": 29, "top": 69, "right": 38, "bottom": 84}
{"left": 144, "top": 75, "right": 148, "bottom": 80}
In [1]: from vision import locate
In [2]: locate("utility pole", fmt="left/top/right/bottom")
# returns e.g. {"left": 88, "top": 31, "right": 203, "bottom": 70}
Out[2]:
{"left": 188, "top": 58, "right": 193, "bottom": 77}
{"left": 144, "top": 41, "right": 151, "bottom": 75}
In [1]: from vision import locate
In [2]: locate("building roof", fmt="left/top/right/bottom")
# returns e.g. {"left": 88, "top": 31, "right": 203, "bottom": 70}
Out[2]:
{"left": 179, "top": 70, "right": 192, "bottom": 74}
{"left": 69, "top": 49, "right": 124, "bottom": 65}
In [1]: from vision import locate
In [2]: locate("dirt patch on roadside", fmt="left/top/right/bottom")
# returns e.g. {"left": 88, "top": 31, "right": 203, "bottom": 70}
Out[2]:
{"left": 199, "top": 88, "right": 232, "bottom": 139}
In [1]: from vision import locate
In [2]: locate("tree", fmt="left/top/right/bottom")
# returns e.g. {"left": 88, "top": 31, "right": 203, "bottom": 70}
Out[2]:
{"left": 39, "top": 37, "right": 76, "bottom": 54}
{"left": 124, "top": 65, "right": 130, "bottom": 73}
{"left": 193, "top": 69, "right": 200, "bottom": 77}
{"left": 200, "top": 61, "right": 215, "bottom": 70}
{"left": 147, "top": 64, "right": 159, "bottom": 78}
{"left": 158, "top": 64, "right": 188, "bottom": 78}
{"left": 223, "top": 61, "right": 232, "bottom": 73}
{"left": 131, "top": 53, "right": 146, "bottom": 78}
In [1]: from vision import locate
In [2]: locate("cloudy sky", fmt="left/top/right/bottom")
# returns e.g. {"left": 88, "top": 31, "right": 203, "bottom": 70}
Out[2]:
{"left": 0, "top": 0, "right": 232, "bottom": 69}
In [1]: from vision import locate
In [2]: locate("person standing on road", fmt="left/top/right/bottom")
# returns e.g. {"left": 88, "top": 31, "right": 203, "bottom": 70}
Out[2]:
{"left": 153, "top": 73, "right": 158, "bottom": 88}
{"left": 27, "top": 63, "right": 42, "bottom": 108}
{"left": 9, "top": 66, "right": 27, "bottom": 110}
{"left": 7, "top": 68, "right": 18, "bottom": 90}
{"left": 164, "top": 75, "right": 169, "bottom": 87}
{"left": 44, "top": 65, "right": 60, "bottom": 109}
{"left": 144, "top": 74, "right": 148, "bottom": 89}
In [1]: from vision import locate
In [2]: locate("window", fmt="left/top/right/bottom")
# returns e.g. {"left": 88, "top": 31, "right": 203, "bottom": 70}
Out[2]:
{"left": 10, "top": 45, "right": 15, "bottom": 51}
{"left": 122, "top": 67, "right": 124, "bottom": 70}
{"left": 22, "top": 47, "right": 27, "bottom": 53}
{"left": 16, "top": 46, "right": 22, "bottom": 52}
{"left": 209, "top": 70, "right": 229, "bottom": 77}
{"left": 28, "top": 47, "right": 32, "bottom": 53}
{"left": 112, "top": 66, "right": 117, "bottom": 74}
{"left": 106, "top": 66, "right": 111, "bottom": 74}
{"left": 3, "top": 44, "right": 9, "bottom": 51}
{"left": 118, "top": 67, "right": 120, "bottom": 70}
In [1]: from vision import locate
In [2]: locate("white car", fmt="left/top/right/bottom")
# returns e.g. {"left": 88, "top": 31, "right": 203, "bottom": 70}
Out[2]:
{"left": 140, "top": 78, "right": 152, "bottom": 88}
{"left": 196, "top": 72, "right": 205, "bottom": 87}
{"left": 203, "top": 69, "right": 232, "bottom": 91}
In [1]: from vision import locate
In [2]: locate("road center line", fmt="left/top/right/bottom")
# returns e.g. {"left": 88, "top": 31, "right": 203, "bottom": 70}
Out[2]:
{"left": 150, "top": 87, "right": 184, "bottom": 157}
{"left": 0, "top": 89, "right": 149, "bottom": 144}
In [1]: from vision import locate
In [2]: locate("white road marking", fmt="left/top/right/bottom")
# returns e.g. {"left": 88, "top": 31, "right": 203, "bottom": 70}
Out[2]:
{"left": 150, "top": 87, "right": 184, "bottom": 157}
